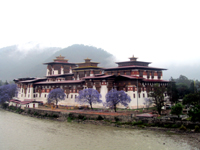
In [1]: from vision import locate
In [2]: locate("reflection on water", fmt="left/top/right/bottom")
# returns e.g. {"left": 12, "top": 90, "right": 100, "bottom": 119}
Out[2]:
{"left": 0, "top": 110, "right": 195, "bottom": 150}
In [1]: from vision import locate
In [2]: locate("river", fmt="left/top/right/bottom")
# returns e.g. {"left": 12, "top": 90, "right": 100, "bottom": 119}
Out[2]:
{"left": 0, "top": 109, "right": 196, "bottom": 150}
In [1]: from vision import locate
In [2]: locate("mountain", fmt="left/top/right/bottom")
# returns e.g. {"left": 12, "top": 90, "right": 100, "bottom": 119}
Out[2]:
{"left": 46, "top": 44, "right": 117, "bottom": 67}
{"left": 0, "top": 44, "right": 117, "bottom": 81}
{"left": 0, "top": 44, "right": 61, "bottom": 81}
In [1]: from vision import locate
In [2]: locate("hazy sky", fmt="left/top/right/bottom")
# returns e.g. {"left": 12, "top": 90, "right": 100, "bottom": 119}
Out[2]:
{"left": 0, "top": 0, "right": 200, "bottom": 79}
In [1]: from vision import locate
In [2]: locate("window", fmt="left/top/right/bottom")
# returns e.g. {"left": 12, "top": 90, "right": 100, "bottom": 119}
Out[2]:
{"left": 143, "top": 93, "right": 145, "bottom": 98}
{"left": 71, "top": 95, "right": 73, "bottom": 98}
{"left": 75, "top": 95, "right": 77, "bottom": 98}
{"left": 133, "top": 94, "right": 135, "bottom": 98}
{"left": 138, "top": 93, "right": 140, "bottom": 98}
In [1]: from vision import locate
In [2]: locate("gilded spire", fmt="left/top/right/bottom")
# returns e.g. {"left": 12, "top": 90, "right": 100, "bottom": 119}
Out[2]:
{"left": 129, "top": 55, "right": 138, "bottom": 61}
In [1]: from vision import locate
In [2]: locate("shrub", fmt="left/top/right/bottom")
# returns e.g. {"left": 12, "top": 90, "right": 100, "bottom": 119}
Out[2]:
{"left": 2, "top": 103, "right": 9, "bottom": 109}
{"left": 67, "top": 113, "right": 74, "bottom": 122}
{"left": 138, "top": 125, "right": 145, "bottom": 128}
{"left": 188, "top": 105, "right": 200, "bottom": 122}
{"left": 68, "top": 113, "right": 73, "bottom": 118}
{"left": 67, "top": 117, "right": 72, "bottom": 122}
{"left": 8, "top": 106, "right": 17, "bottom": 111}
{"left": 52, "top": 114, "right": 59, "bottom": 118}
{"left": 34, "top": 112, "right": 39, "bottom": 116}
{"left": 43, "top": 113, "right": 48, "bottom": 117}
{"left": 171, "top": 103, "right": 183, "bottom": 118}
{"left": 164, "top": 124, "right": 171, "bottom": 128}
{"left": 82, "top": 117, "right": 87, "bottom": 121}
{"left": 194, "top": 125, "right": 200, "bottom": 132}
{"left": 114, "top": 117, "right": 119, "bottom": 122}
{"left": 97, "top": 115, "right": 104, "bottom": 120}
{"left": 27, "top": 109, "right": 31, "bottom": 114}
{"left": 132, "top": 120, "right": 143, "bottom": 126}
{"left": 179, "top": 125, "right": 187, "bottom": 131}
{"left": 78, "top": 115, "right": 85, "bottom": 120}
{"left": 171, "top": 124, "right": 180, "bottom": 128}
{"left": 16, "top": 108, "right": 24, "bottom": 113}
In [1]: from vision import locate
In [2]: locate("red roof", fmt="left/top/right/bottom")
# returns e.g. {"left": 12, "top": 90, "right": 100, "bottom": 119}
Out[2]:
{"left": 20, "top": 78, "right": 46, "bottom": 83}
{"left": 34, "top": 80, "right": 85, "bottom": 85}
{"left": 9, "top": 99, "right": 21, "bottom": 104}
{"left": 143, "top": 79, "right": 169, "bottom": 82}
{"left": 20, "top": 101, "right": 41, "bottom": 105}
{"left": 104, "top": 65, "right": 167, "bottom": 71}
{"left": 119, "top": 75, "right": 143, "bottom": 79}
{"left": 46, "top": 73, "right": 73, "bottom": 77}
{"left": 83, "top": 75, "right": 114, "bottom": 79}
{"left": 43, "top": 62, "right": 77, "bottom": 65}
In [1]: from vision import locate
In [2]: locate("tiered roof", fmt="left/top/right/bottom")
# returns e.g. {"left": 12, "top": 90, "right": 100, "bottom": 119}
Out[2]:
{"left": 43, "top": 55, "right": 77, "bottom": 65}
{"left": 74, "top": 58, "right": 102, "bottom": 70}
{"left": 105, "top": 55, "right": 166, "bottom": 71}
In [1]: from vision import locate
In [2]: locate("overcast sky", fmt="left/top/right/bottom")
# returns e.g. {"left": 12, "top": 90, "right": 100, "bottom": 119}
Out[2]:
{"left": 0, "top": 0, "right": 200, "bottom": 79}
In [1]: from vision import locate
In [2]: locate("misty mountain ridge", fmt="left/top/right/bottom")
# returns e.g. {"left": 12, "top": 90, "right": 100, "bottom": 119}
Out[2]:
{"left": 0, "top": 44, "right": 117, "bottom": 81}
{"left": 0, "top": 43, "right": 199, "bottom": 81}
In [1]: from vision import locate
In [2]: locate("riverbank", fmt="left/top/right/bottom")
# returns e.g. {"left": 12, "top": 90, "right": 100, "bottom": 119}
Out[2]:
{"left": 3, "top": 106, "right": 200, "bottom": 133}
{"left": 2, "top": 107, "right": 200, "bottom": 150}
{"left": 2, "top": 106, "right": 200, "bottom": 149}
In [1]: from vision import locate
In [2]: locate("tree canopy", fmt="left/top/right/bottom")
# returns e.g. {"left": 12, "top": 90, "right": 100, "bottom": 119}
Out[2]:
{"left": 167, "top": 77, "right": 179, "bottom": 104}
{"left": 104, "top": 89, "right": 131, "bottom": 112}
{"left": 148, "top": 84, "right": 166, "bottom": 115}
{"left": 171, "top": 103, "right": 183, "bottom": 118}
{"left": 183, "top": 92, "right": 200, "bottom": 106}
{"left": 47, "top": 88, "right": 66, "bottom": 107}
{"left": 0, "top": 84, "right": 18, "bottom": 104}
{"left": 75, "top": 88, "right": 102, "bottom": 109}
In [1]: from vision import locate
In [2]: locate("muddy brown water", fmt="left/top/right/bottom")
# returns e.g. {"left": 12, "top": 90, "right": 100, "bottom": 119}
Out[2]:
{"left": 0, "top": 110, "right": 197, "bottom": 150}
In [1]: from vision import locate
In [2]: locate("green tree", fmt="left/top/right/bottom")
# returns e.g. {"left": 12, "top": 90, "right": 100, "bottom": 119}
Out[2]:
{"left": 183, "top": 92, "right": 200, "bottom": 106}
{"left": 189, "top": 81, "right": 195, "bottom": 93}
{"left": 148, "top": 84, "right": 166, "bottom": 115}
{"left": 167, "top": 77, "right": 179, "bottom": 104}
{"left": 188, "top": 105, "right": 200, "bottom": 122}
{"left": 176, "top": 83, "right": 190, "bottom": 99}
{"left": 171, "top": 103, "right": 183, "bottom": 118}
{"left": 175, "top": 75, "right": 191, "bottom": 87}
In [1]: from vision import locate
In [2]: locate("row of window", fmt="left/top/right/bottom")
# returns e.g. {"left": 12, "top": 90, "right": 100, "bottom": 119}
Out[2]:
{"left": 32, "top": 94, "right": 78, "bottom": 99}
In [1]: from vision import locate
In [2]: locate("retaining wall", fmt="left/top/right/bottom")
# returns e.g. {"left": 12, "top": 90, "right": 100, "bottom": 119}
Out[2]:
{"left": 24, "top": 108, "right": 200, "bottom": 128}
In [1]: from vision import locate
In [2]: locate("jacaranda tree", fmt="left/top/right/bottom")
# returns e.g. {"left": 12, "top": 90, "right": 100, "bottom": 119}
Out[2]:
{"left": 75, "top": 88, "right": 102, "bottom": 109}
{"left": 47, "top": 88, "right": 66, "bottom": 107}
{"left": 0, "top": 84, "right": 18, "bottom": 104}
{"left": 104, "top": 89, "right": 131, "bottom": 112}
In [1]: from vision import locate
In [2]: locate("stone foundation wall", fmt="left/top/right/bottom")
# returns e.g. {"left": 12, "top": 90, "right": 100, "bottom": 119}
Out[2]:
{"left": 24, "top": 108, "right": 200, "bottom": 128}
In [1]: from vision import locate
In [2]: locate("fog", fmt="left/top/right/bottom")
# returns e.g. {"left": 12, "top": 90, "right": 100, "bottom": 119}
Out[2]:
{"left": 0, "top": 1, "right": 199, "bottom": 81}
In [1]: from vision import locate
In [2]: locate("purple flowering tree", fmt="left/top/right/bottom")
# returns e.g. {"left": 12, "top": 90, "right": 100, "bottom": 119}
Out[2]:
{"left": 47, "top": 88, "right": 66, "bottom": 107}
{"left": 0, "top": 84, "right": 18, "bottom": 104}
{"left": 104, "top": 89, "right": 131, "bottom": 112}
{"left": 75, "top": 88, "right": 102, "bottom": 110}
